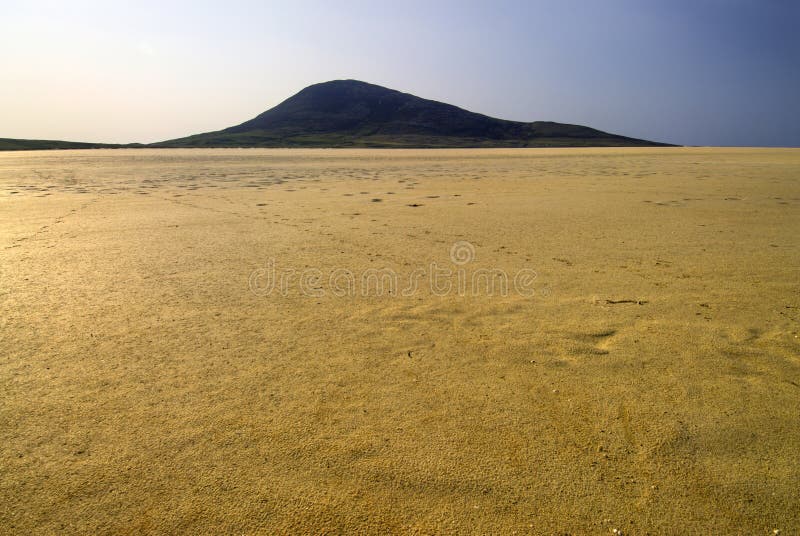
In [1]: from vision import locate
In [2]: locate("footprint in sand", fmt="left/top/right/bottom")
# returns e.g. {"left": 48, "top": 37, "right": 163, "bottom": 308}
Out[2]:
{"left": 565, "top": 329, "right": 618, "bottom": 356}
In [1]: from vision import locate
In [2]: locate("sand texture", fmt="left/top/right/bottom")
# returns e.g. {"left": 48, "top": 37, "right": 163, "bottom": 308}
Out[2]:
{"left": 1, "top": 148, "right": 798, "bottom": 534}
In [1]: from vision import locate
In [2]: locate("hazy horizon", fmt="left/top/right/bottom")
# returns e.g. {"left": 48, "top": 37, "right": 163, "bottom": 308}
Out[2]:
{"left": 2, "top": 0, "right": 798, "bottom": 147}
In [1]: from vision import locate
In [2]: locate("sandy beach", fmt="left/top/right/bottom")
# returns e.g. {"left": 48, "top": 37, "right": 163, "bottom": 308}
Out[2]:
{"left": 1, "top": 147, "right": 798, "bottom": 533}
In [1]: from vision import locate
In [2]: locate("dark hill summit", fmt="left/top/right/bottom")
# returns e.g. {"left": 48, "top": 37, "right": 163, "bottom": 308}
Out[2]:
{"left": 155, "top": 80, "right": 670, "bottom": 148}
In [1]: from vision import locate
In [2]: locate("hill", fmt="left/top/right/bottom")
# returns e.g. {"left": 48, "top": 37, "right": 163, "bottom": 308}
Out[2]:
{"left": 1, "top": 81, "right": 673, "bottom": 150}
{"left": 0, "top": 138, "right": 130, "bottom": 151}
{"left": 154, "top": 80, "right": 671, "bottom": 148}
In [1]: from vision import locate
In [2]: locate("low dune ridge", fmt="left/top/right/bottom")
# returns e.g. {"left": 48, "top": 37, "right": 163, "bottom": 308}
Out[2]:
{"left": 1, "top": 147, "right": 798, "bottom": 533}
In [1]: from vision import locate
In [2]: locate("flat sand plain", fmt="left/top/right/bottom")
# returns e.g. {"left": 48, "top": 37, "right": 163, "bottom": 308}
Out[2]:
{"left": 1, "top": 148, "right": 798, "bottom": 534}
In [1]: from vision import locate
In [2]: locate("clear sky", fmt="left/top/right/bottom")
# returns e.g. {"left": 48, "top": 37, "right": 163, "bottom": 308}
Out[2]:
{"left": 2, "top": 0, "right": 798, "bottom": 146}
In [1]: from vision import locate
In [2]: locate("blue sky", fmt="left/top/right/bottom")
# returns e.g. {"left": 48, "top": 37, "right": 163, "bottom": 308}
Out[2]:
{"left": 2, "top": 0, "right": 798, "bottom": 145}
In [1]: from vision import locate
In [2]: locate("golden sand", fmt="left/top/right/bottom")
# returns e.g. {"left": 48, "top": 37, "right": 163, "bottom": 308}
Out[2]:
{"left": 1, "top": 148, "right": 798, "bottom": 533}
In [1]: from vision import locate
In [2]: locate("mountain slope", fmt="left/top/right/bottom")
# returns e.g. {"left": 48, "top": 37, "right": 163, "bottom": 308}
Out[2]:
{"left": 155, "top": 80, "right": 672, "bottom": 148}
